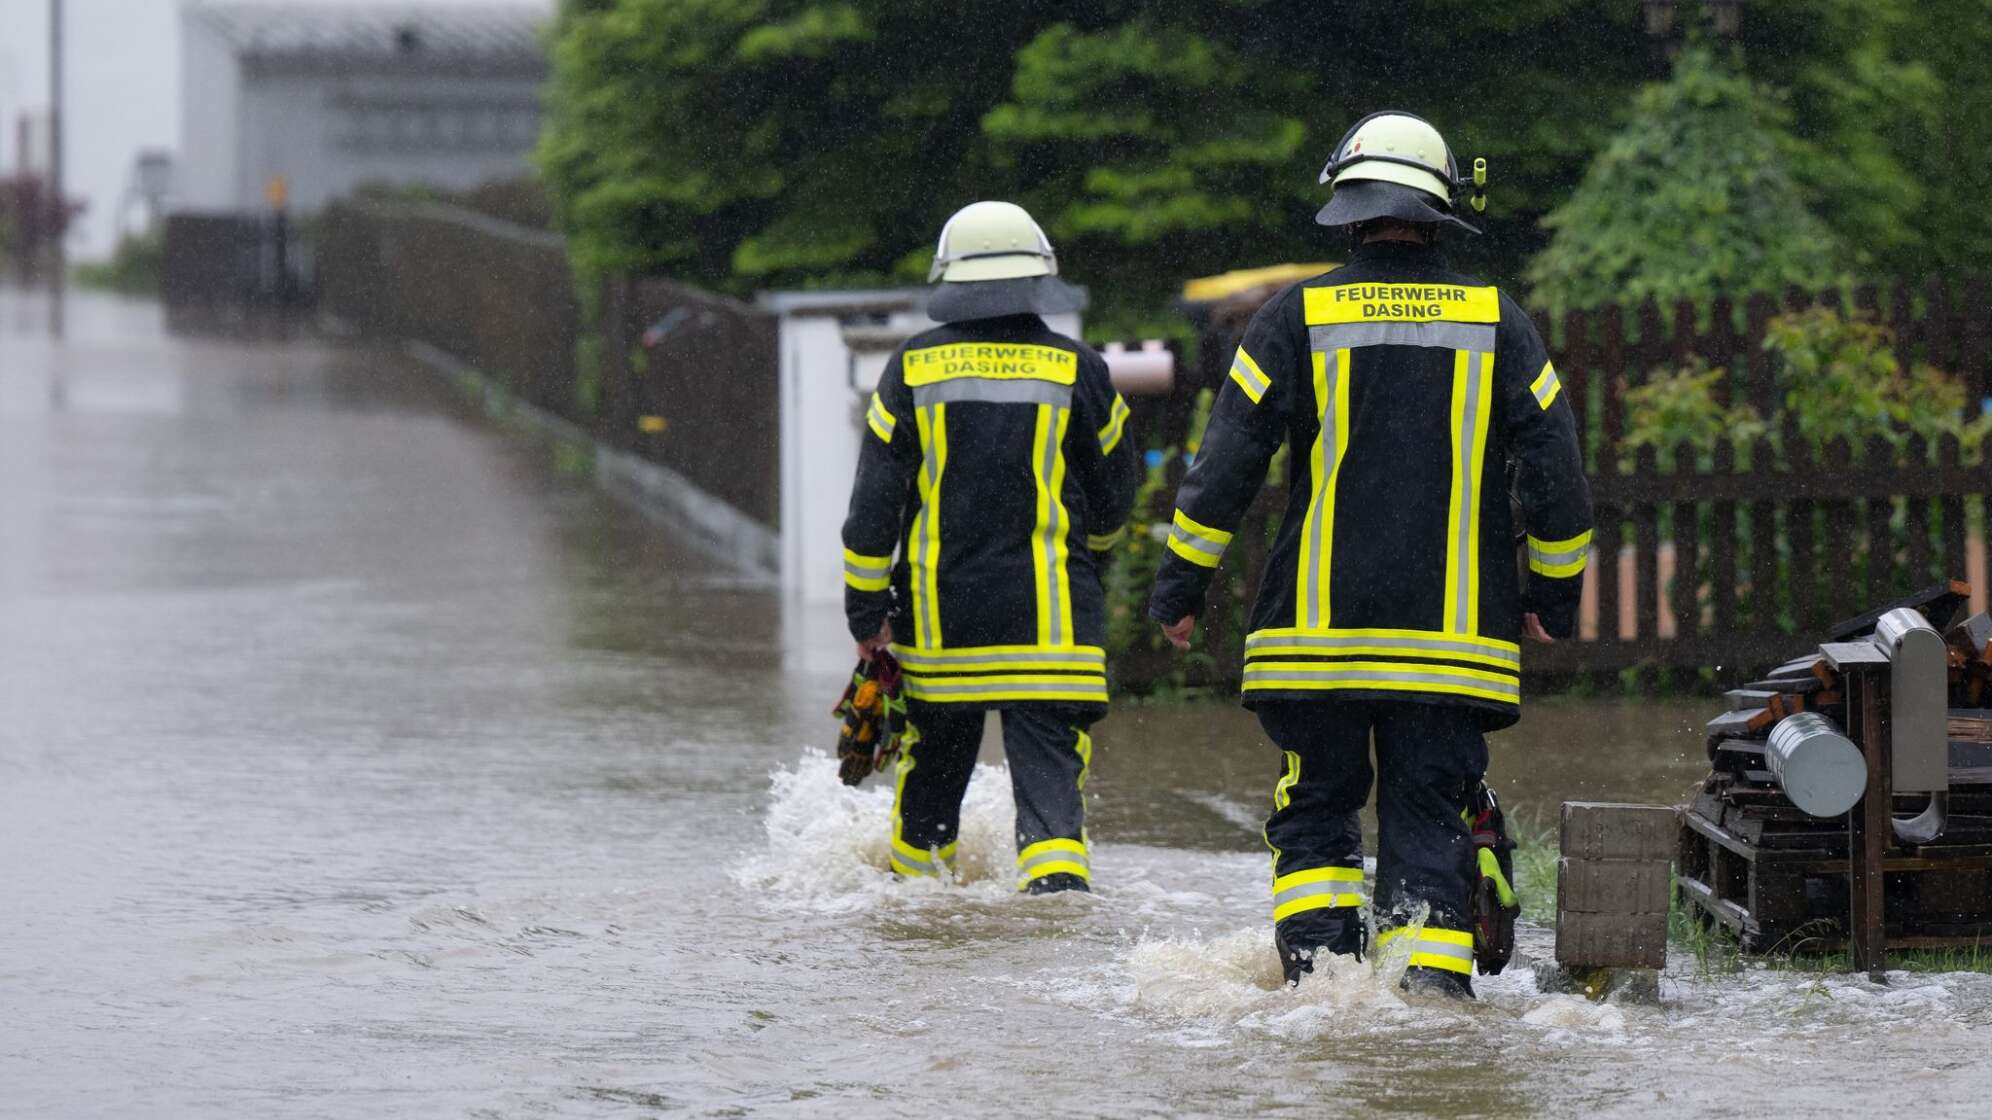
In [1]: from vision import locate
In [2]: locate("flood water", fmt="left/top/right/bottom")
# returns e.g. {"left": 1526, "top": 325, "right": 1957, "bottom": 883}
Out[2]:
{"left": 5, "top": 289, "right": 1990, "bottom": 1117}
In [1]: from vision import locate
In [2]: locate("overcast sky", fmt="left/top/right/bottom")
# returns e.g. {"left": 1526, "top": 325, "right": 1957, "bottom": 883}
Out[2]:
{"left": 0, "top": 0, "right": 551, "bottom": 258}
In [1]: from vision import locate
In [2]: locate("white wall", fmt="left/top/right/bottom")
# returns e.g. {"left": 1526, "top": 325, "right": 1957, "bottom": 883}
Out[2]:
{"left": 177, "top": 10, "right": 242, "bottom": 212}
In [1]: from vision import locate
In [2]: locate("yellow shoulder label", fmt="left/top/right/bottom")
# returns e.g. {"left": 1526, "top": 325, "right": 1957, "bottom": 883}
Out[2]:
{"left": 1304, "top": 284, "right": 1500, "bottom": 325}
{"left": 903, "top": 343, "right": 1079, "bottom": 386}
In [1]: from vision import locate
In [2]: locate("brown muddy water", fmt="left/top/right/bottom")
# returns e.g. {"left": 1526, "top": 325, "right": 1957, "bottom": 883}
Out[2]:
{"left": 4, "top": 289, "right": 1990, "bottom": 1118}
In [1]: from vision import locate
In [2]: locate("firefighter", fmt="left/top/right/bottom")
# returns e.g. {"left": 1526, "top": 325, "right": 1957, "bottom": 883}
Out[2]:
{"left": 1147, "top": 112, "right": 1592, "bottom": 996}
{"left": 843, "top": 201, "right": 1141, "bottom": 894}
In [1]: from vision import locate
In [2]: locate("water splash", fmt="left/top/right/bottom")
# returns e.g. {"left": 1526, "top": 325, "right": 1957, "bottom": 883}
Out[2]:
{"left": 733, "top": 749, "right": 1019, "bottom": 908}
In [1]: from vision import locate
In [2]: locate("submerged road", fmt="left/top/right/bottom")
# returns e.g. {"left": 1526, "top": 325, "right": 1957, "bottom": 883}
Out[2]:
{"left": 4, "top": 289, "right": 1990, "bottom": 1118}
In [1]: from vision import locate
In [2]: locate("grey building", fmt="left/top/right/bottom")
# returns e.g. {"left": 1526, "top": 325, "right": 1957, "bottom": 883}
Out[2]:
{"left": 177, "top": 2, "right": 551, "bottom": 214}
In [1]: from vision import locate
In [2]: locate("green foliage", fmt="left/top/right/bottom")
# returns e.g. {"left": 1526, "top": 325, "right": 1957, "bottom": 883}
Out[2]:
{"left": 1622, "top": 306, "right": 1991, "bottom": 470}
{"left": 1525, "top": 48, "right": 1844, "bottom": 319}
{"left": 72, "top": 230, "right": 164, "bottom": 296}
{"left": 1764, "top": 307, "right": 1992, "bottom": 455}
{"left": 1618, "top": 359, "right": 1763, "bottom": 470}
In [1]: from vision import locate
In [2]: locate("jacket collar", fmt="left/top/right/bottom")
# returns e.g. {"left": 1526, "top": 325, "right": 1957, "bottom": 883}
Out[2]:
{"left": 1347, "top": 239, "right": 1444, "bottom": 267}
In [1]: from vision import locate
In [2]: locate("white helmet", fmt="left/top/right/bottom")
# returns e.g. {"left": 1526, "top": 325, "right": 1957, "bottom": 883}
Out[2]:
{"left": 927, "top": 201, "right": 1058, "bottom": 283}
{"left": 1314, "top": 110, "right": 1485, "bottom": 234}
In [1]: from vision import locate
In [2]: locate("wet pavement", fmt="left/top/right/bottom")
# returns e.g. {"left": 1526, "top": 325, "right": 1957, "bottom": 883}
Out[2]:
{"left": 4, "top": 288, "right": 1990, "bottom": 1117}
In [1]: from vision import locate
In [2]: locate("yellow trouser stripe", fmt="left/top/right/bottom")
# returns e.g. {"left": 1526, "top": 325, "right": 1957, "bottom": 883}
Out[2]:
{"left": 1271, "top": 867, "right": 1365, "bottom": 921}
{"left": 910, "top": 404, "right": 948, "bottom": 647}
{"left": 1265, "top": 750, "right": 1300, "bottom": 898}
{"left": 1297, "top": 347, "right": 1349, "bottom": 628}
{"left": 1017, "top": 836, "right": 1089, "bottom": 887}
{"left": 1378, "top": 926, "right": 1475, "bottom": 974}
{"left": 1443, "top": 349, "right": 1492, "bottom": 635}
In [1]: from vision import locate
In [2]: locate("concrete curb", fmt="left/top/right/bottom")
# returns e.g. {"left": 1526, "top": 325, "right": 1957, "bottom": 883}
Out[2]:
{"left": 403, "top": 340, "right": 779, "bottom": 583}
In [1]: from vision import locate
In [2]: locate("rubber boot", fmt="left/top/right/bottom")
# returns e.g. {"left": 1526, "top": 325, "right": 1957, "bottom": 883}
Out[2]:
{"left": 1024, "top": 872, "right": 1089, "bottom": 895}
{"left": 1274, "top": 928, "right": 1322, "bottom": 986}
{"left": 1401, "top": 965, "right": 1476, "bottom": 1001}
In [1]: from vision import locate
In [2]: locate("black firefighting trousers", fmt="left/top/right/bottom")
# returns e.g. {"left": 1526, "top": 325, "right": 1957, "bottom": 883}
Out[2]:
{"left": 1259, "top": 700, "right": 1488, "bottom": 976}
{"left": 890, "top": 704, "right": 1095, "bottom": 890}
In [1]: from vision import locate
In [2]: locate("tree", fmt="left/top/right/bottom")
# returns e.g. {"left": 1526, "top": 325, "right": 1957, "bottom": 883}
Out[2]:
{"left": 1523, "top": 47, "right": 1845, "bottom": 320}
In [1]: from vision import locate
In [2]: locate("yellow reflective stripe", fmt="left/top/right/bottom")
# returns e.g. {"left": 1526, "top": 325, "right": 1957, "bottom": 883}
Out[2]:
{"left": 1273, "top": 891, "right": 1365, "bottom": 922}
{"left": 902, "top": 675, "right": 1108, "bottom": 704}
{"left": 1166, "top": 508, "right": 1231, "bottom": 569}
{"left": 1246, "top": 627, "right": 1521, "bottom": 670}
{"left": 1273, "top": 863, "right": 1366, "bottom": 922}
{"left": 1086, "top": 525, "right": 1125, "bottom": 551}
{"left": 1527, "top": 529, "right": 1593, "bottom": 579}
{"left": 1097, "top": 395, "right": 1131, "bottom": 454}
{"left": 1529, "top": 361, "right": 1562, "bottom": 411}
{"left": 1018, "top": 837, "right": 1086, "bottom": 862}
{"left": 1243, "top": 659, "right": 1519, "bottom": 704}
{"left": 1443, "top": 349, "right": 1493, "bottom": 634}
{"left": 866, "top": 392, "right": 897, "bottom": 443}
{"left": 890, "top": 737, "right": 925, "bottom": 875}
{"left": 842, "top": 547, "right": 892, "bottom": 592}
{"left": 910, "top": 404, "right": 948, "bottom": 647}
{"left": 1029, "top": 405, "right": 1075, "bottom": 645}
{"left": 1297, "top": 347, "right": 1349, "bottom": 628}
{"left": 1017, "top": 836, "right": 1089, "bottom": 888}
{"left": 1378, "top": 926, "right": 1475, "bottom": 974}
{"left": 1272, "top": 865, "right": 1363, "bottom": 891}
{"left": 1074, "top": 728, "right": 1092, "bottom": 793}
{"left": 1303, "top": 284, "right": 1500, "bottom": 325}
{"left": 894, "top": 643, "right": 1105, "bottom": 667}
{"left": 1229, "top": 346, "right": 1271, "bottom": 404}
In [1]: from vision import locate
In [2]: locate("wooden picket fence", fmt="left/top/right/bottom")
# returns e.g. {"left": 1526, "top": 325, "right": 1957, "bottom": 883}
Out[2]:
{"left": 1130, "top": 278, "right": 1992, "bottom": 685}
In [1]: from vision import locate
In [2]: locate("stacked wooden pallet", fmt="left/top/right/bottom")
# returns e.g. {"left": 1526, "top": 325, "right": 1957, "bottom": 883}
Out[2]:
{"left": 1677, "top": 582, "right": 1992, "bottom": 955}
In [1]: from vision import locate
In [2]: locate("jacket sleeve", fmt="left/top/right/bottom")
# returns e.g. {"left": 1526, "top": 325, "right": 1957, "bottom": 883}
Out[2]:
{"left": 1498, "top": 293, "right": 1593, "bottom": 639}
{"left": 1071, "top": 349, "right": 1141, "bottom": 555}
{"left": 841, "top": 351, "right": 920, "bottom": 643}
{"left": 1146, "top": 288, "right": 1297, "bottom": 626}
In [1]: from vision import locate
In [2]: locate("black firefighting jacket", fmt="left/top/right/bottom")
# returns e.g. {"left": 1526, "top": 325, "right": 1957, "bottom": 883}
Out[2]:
{"left": 843, "top": 313, "right": 1141, "bottom": 713}
{"left": 1147, "top": 242, "right": 1592, "bottom": 728}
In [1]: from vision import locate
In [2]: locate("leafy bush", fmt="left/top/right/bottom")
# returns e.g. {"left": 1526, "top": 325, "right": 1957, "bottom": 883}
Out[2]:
{"left": 1621, "top": 307, "right": 1990, "bottom": 469}
{"left": 1525, "top": 47, "right": 1844, "bottom": 320}
{"left": 1618, "top": 359, "right": 1763, "bottom": 470}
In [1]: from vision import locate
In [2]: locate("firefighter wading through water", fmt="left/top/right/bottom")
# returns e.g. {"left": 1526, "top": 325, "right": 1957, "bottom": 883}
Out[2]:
{"left": 1148, "top": 112, "right": 1593, "bottom": 998}
{"left": 842, "top": 201, "right": 1140, "bottom": 893}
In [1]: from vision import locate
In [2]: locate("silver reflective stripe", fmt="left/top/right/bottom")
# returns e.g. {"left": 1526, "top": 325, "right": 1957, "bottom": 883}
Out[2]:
{"left": 1529, "top": 369, "right": 1560, "bottom": 408}
{"left": 1411, "top": 937, "right": 1475, "bottom": 964}
{"left": 912, "top": 678, "right": 1104, "bottom": 698}
{"left": 1302, "top": 350, "right": 1345, "bottom": 629}
{"left": 1452, "top": 351, "right": 1485, "bottom": 633}
{"left": 1529, "top": 541, "right": 1587, "bottom": 567}
{"left": 1019, "top": 848, "right": 1088, "bottom": 879}
{"left": 867, "top": 396, "right": 896, "bottom": 435}
{"left": 894, "top": 848, "right": 941, "bottom": 874}
{"left": 899, "top": 649, "right": 1105, "bottom": 670}
{"left": 1272, "top": 880, "right": 1365, "bottom": 909}
{"left": 1230, "top": 358, "right": 1269, "bottom": 396}
{"left": 1168, "top": 524, "right": 1226, "bottom": 560}
{"left": 1244, "top": 665, "right": 1520, "bottom": 699}
{"left": 913, "top": 379, "right": 1074, "bottom": 408}
{"left": 913, "top": 406, "right": 942, "bottom": 646}
{"left": 1244, "top": 631, "right": 1518, "bottom": 665}
{"left": 1311, "top": 322, "right": 1497, "bottom": 353}
{"left": 1036, "top": 406, "right": 1067, "bottom": 642}
{"left": 845, "top": 557, "right": 890, "bottom": 581}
